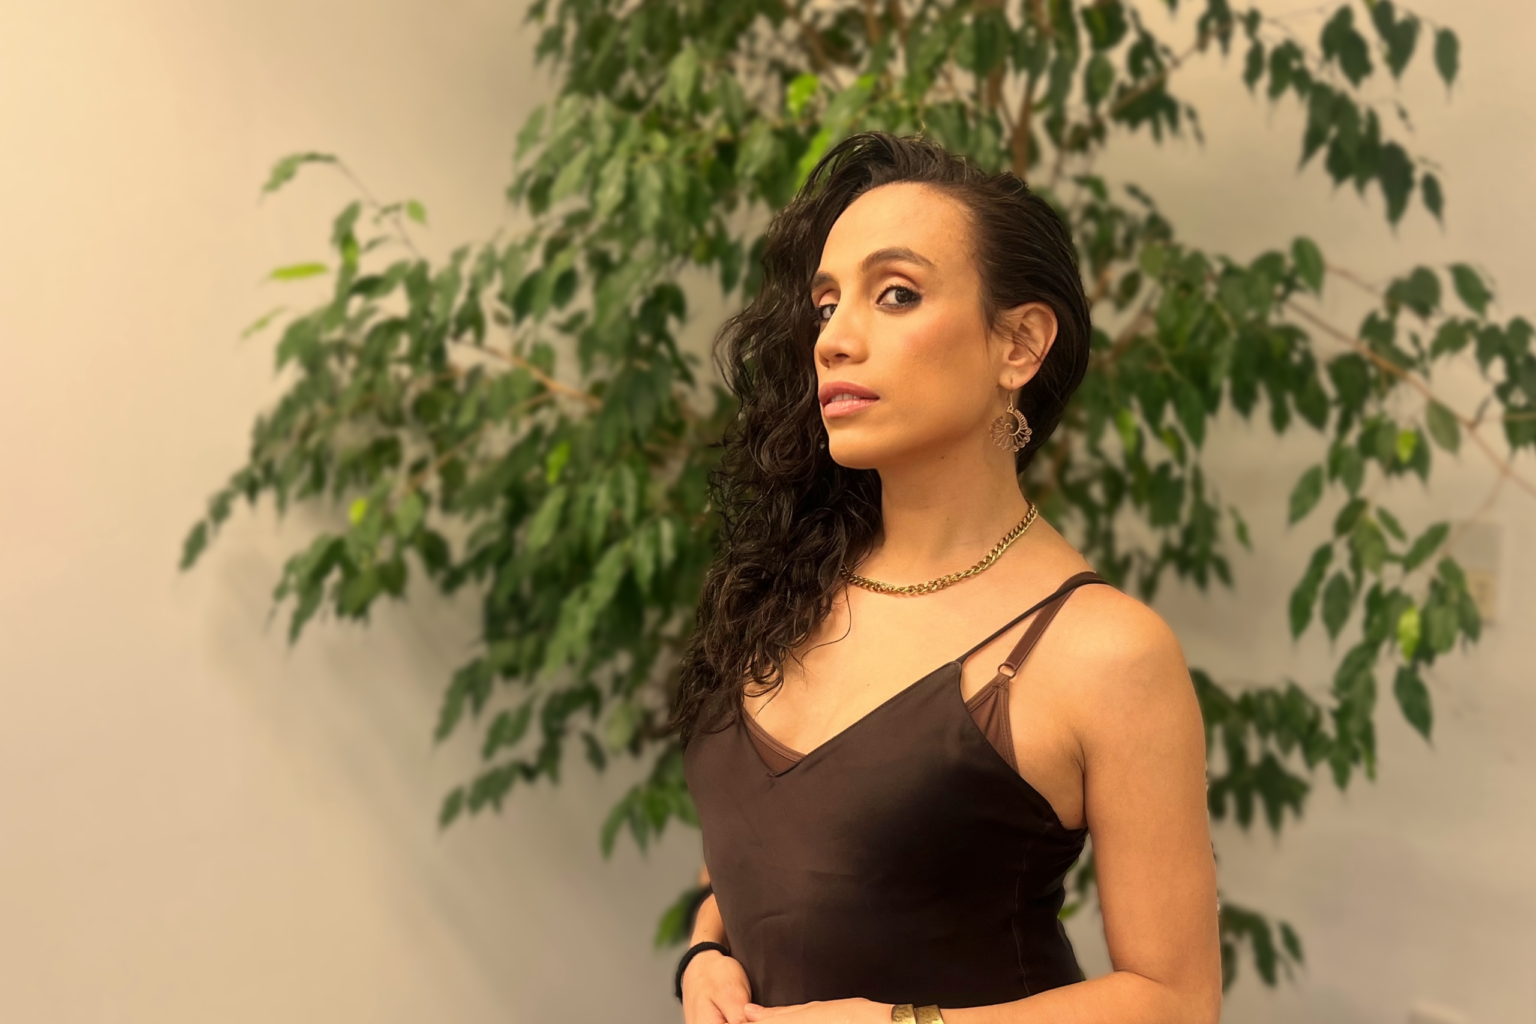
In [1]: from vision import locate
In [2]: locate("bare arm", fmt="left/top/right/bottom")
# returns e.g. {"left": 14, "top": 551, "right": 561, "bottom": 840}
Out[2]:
{"left": 683, "top": 893, "right": 753, "bottom": 1024}
{"left": 942, "top": 593, "right": 1222, "bottom": 1023}
{"left": 744, "top": 592, "right": 1221, "bottom": 1024}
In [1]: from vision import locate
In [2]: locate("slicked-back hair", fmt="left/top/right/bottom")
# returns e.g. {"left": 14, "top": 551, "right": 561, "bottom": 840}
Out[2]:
{"left": 673, "top": 132, "right": 1091, "bottom": 745}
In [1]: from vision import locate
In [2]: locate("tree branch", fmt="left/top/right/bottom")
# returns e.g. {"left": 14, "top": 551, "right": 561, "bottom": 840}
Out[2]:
{"left": 885, "top": 0, "right": 908, "bottom": 46}
{"left": 1285, "top": 302, "right": 1536, "bottom": 501}
{"left": 860, "top": 0, "right": 881, "bottom": 48}
{"left": 402, "top": 391, "right": 555, "bottom": 497}
{"left": 449, "top": 339, "right": 601, "bottom": 407}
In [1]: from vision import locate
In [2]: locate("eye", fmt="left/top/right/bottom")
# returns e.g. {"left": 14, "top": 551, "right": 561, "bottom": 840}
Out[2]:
{"left": 877, "top": 285, "right": 921, "bottom": 308}
{"left": 814, "top": 301, "right": 838, "bottom": 327}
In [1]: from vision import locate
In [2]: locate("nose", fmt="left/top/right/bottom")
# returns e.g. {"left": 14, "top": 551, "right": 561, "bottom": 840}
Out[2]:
{"left": 813, "top": 304, "right": 868, "bottom": 369}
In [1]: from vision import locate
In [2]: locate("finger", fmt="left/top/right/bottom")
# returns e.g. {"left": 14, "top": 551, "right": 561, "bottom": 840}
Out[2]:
{"left": 743, "top": 1003, "right": 794, "bottom": 1020}
{"left": 719, "top": 993, "right": 751, "bottom": 1023}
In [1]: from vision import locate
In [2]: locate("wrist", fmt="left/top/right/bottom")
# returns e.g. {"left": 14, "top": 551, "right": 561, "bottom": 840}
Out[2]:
{"left": 684, "top": 948, "right": 725, "bottom": 976}
{"left": 674, "top": 939, "right": 731, "bottom": 1001}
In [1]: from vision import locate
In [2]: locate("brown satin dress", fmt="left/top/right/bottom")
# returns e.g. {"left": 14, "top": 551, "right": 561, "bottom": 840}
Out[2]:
{"left": 682, "top": 571, "right": 1109, "bottom": 1010}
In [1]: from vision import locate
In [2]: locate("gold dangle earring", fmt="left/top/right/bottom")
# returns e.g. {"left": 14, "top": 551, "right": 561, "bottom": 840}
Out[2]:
{"left": 990, "top": 395, "right": 1032, "bottom": 453}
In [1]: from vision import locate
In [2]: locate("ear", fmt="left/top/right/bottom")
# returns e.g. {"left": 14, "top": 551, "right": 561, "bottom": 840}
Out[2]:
{"left": 994, "top": 301, "right": 1060, "bottom": 391}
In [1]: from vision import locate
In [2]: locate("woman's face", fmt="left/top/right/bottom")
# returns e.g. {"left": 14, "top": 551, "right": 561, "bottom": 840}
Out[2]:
{"left": 811, "top": 181, "right": 1030, "bottom": 472}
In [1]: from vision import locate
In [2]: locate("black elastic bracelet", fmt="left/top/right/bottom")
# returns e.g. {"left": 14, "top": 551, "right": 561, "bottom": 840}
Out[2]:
{"left": 674, "top": 940, "right": 730, "bottom": 1001}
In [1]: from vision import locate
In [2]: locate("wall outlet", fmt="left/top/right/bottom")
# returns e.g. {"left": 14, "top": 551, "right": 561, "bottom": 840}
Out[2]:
{"left": 1408, "top": 1002, "right": 1469, "bottom": 1024}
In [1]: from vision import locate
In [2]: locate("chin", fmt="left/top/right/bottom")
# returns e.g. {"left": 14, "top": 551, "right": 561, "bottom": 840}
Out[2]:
{"left": 826, "top": 433, "right": 906, "bottom": 471}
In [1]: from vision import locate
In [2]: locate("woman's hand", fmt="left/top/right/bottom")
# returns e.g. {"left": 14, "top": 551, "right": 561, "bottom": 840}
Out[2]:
{"left": 742, "top": 998, "right": 892, "bottom": 1023}
{"left": 682, "top": 948, "right": 752, "bottom": 1024}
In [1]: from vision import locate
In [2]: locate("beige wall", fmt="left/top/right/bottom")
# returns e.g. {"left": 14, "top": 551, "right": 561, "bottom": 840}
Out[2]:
{"left": 1068, "top": 4, "right": 1536, "bottom": 1022}
{"left": 0, "top": 2, "right": 1530, "bottom": 1023}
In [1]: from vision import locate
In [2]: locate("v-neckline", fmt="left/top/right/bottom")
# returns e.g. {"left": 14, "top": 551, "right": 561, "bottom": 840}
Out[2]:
{"left": 740, "top": 659, "right": 1088, "bottom": 834}
{"left": 742, "top": 659, "right": 962, "bottom": 772}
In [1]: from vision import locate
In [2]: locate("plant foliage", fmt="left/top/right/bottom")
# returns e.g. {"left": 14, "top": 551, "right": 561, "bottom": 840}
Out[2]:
{"left": 185, "top": 0, "right": 1533, "bottom": 993}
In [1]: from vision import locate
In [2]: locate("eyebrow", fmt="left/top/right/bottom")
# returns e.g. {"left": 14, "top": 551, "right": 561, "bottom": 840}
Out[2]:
{"left": 810, "top": 246, "right": 936, "bottom": 293}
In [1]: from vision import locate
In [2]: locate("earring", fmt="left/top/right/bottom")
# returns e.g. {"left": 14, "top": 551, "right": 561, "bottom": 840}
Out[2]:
{"left": 990, "top": 397, "right": 1032, "bottom": 453}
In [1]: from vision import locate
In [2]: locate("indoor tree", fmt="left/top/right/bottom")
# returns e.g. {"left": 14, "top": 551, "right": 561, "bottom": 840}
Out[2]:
{"left": 183, "top": 0, "right": 1533, "bottom": 992}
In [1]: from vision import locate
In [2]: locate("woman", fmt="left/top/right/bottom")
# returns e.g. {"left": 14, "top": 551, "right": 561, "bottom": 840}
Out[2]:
{"left": 673, "top": 133, "right": 1220, "bottom": 1024}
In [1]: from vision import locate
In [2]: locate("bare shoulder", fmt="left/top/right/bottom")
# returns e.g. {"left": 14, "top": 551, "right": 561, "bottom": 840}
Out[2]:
{"left": 1045, "top": 582, "right": 1201, "bottom": 750}
{"left": 1058, "top": 582, "right": 1186, "bottom": 674}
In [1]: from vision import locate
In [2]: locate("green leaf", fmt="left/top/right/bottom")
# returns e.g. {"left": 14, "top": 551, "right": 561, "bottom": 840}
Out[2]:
{"left": 1386, "top": 267, "right": 1440, "bottom": 320}
{"left": 262, "top": 152, "right": 336, "bottom": 194}
{"left": 1280, "top": 921, "right": 1304, "bottom": 963}
{"left": 1082, "top": 1, "right": 1129, "bottom": 50}
{"left": 179, "top": 521, "right": 209, "bottom": 570}
{"left": 1329, "top": 443, "right": 1365, "bottom": 496}
{"left": 1333, "top": 497, "right": 1367, "bottom": 538}
{"left": 1421, "top": 173, "right": 1444, "bottom": 222}
{"left": 1230, "top": 505, "right": 1252, "bottom": 550}
{"left": 526, "top": 485, "right": 568, "bottom": 551}
{"left": 1289, "top": 544, "right": 1334, "bottom": 638}
{"left": 1377, "top": 142, "right": 1414, "bottom": 225}
{"left": 438, "top": 787, "right": 466, "bottom": 830}
{"left": 1369, "top": 2, "right": 1419, "bottom": 79}
{"left": 795, "top": 126, "right": 835, "bottom": 188}
{"left": 1395, "top": 605, "right": 1421, "bottom": 660}
{"left": 605, "top": 701, "right": 640, "bottom": 752}
{"left": 1321, "top": 572, "right": 1354, "bottom": 639}
{"left": 599, "top": 795, "right": 628, "bottom": 857}
{"left": 1291, "top": 237, "right": 1324, "bottom": 294}
{"left": 665, "top": 46, "right": 701, "bottom": 109}
{"left": 1352, "top": 517, "right": 1389, "bottom": 575}
{"left": 240, "top": 306, "right": 287, "bottom": 339}
{"left": 1243, "top": 41, "right": 1265, "bottom": 92}
{"left": 1393, "top": 666, "right": 1432, "bottom": 739}
{"left": 588, "top": 542, "right": 630, "bottom": 615}
{"left": 394, "top": 491, "right": 425, "bottom": 539}
{"left": 1288, "top": 465, "right": 1325, "bottom": 524}
{"left": 1376, "top": 506, "right": 1406, "bottom": 542}
{"left": 1085, "top": 52, "right": 1115, "bottom": 106}
{"left": 635, "top": 162, "right": 665, "bottom": 234}
{"left": 1430, "top": 321, "right": 1469, "bottom": 359}
{"left": 515, "top": 105, "right": 546, "bottom": 161}
{"left": 269, "top": 262, "right": 329, "bottom": 281}
{"left": 551, "top": 146, "right": 594, "bottom": 202}
{"left": 594, "top": 153, "right": 629, "bottom": 219}
{"left": 786, "top": 73, "right": 819, "bottom": 117}
{"left": 405, "top": 199, "right": 427, "bottom": 225}
{"left": 1434, "top": 29, "right": 1459, "bottom": 88}
{"left": 1403, "top": 522, "right": 1449, "bottom": 573}
{"left": 1450, "top": 264, "right": 1491, "bottom": 316}
{"left": 1426, "top": 402, "right": 1460, "bottom": 454}
{"left": 654, "top": 885, "right": 707, "bottom": 948}
{"left": 1394, "top": 428, "right": 1418, "bottom": 465}
{"left": 545, "top": 440, "right": 571, "bottom": 484}
{"left": 482, "top": 702, "right": 534, "bottom": 760}
{"left": 1321, "top": 7, "right": 1372, "bottom": 86}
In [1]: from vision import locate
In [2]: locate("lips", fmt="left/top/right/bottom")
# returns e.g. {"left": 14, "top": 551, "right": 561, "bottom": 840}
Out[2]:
{"left": 818, "top": 380, "right": 880, "bottom": 418}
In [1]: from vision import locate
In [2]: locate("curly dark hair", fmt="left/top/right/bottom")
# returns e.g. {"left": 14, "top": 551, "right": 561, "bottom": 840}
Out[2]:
{"left": 673, "top": 132, "right": 1092, "bottom": 745}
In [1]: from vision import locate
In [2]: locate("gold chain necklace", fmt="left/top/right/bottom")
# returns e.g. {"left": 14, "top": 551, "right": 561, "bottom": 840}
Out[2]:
{"left": 839, "top": 501, "right": 1039, "bottom": 596}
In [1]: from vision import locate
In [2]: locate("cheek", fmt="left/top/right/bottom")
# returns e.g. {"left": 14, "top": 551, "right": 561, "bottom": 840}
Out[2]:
{"left": 883, "top": 306, "right": 991, "bottom": 413}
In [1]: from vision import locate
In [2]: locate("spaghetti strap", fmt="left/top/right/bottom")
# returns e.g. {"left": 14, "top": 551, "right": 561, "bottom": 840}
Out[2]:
{"left": 957, "top": 570, "right": 1108, "bottom": 665}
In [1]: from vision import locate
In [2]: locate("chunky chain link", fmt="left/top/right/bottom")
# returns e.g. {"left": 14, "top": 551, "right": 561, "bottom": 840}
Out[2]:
{"left": 839, "top": 502, "right": 1038, "bottom": 596}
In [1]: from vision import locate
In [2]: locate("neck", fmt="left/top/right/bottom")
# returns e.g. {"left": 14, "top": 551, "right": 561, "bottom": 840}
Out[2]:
{"left": 865, "top": 443, "right": 1031, "bottom": 583}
